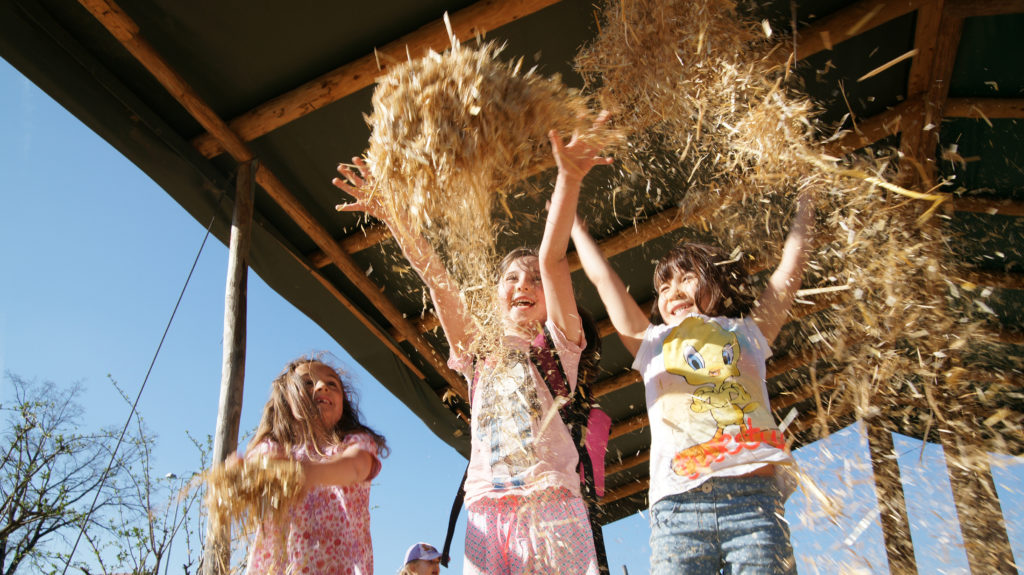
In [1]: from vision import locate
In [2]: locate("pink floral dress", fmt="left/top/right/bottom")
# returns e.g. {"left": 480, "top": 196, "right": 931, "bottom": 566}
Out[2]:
{"left": 245, "top": 433, "right": 381, "bottom": 575}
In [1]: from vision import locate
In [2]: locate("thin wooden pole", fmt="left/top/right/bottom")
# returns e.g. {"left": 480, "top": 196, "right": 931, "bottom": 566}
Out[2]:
{"left": 940, "top": 434, "right": 1017, "bottom": 574}
{"left": 865, "top": 421, "right": 918, "bottom": 574}
{"left": 202, "top": 159, "right": 257, "bottom": 575}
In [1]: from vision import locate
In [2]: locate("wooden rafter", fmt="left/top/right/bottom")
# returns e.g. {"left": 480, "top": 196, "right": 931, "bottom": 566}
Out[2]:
{"left": 946, "top": 0, "right": 1024, "bottom": 18}
{"left": 599, "top": 477, "right": 648, "bottom": 506}
{"left": 87, "top": 0, "right": 1023, "bottom": 471}
{"left": 191, "top": 0, "right": 566, "bottom": 158}
{"left": 610, "top": 413, "right": 650, "bottom": 441}
{"left": 897, "top": 1, "right": 962, "bottom": 187}
{"left": 944, "top": 98, "right": 1024, "bottom": 120}
{"left": 795, "top": 0, "right": 926, "bottom": 61}
{"left": 605, "top": 451, "right": 650, "bottom": 477}
{"left": 905, "top": 0, "right": 945, "bottom": 98}
{"left": 77, "top": 0, "right": 470, "bottom": 399}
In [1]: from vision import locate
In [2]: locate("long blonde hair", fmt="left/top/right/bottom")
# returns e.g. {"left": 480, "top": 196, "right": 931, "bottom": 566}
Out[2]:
{"left": 248, "top": 355, "right": 388, "bottom": 457}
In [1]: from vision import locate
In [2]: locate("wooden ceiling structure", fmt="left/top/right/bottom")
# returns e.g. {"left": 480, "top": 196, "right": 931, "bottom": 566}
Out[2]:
{"left": 2, "top": 0, "right": 1021, "bottom": 572}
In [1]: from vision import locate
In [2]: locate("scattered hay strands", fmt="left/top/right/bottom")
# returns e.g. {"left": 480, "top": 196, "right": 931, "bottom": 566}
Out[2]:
{"left": 198, "top": 455, "right": 304, "bottom": 540}
{"left": 578, "top": 1, "right": 1013, "bottom": 566}
{"left": 575, "top": 0, "right": 993, "bottom": 429}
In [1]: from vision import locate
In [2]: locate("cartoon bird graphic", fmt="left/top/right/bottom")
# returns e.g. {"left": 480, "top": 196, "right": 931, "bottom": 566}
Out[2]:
{"left": 661, "top": 317, "right": 761, "bottom": 477}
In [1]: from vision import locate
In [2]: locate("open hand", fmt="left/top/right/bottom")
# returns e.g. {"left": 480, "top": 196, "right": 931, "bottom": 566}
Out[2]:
{"left": 548, "top": 110, "right": 614, "bottom": 182}
{"left": 332, "top": 156, "right": 386, "bottom": 221}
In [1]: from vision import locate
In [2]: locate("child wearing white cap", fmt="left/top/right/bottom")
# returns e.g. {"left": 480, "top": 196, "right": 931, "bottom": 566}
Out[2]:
{"left": 399, "top": 542, "right": 442, "bottom": 575}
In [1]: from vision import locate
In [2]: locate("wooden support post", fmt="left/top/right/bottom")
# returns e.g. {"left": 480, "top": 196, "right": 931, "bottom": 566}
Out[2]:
{"left": 865, "top": 421, "right": 918, "bottom": 574}
{"left": 202, "top": 159, "right": 258, "bottom": 575}
{"left": 940, "top": 433, "right": 1017, "bottom": 573}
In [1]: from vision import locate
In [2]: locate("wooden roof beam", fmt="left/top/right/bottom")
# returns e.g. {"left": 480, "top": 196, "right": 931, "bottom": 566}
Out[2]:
{"left": 944, "top": 98, "right": 1024, "bottom": 120}
{"left": 946, "top": 0, "right": 1024, "bottom": 18}
{"left": 78, "top": 0, "right": 469, "bottom": 399}
{"left": 605, "top": 451, "right": 650, "bottom": 477}
{"left": 610, "top": 413, "right": 650, "bottom": 441}
{"left": 795, "top": 0, "right": 927, "bottom": 61}
{"left": 829, "top": 96, "right": 1024, "bottom": 156}
{"left": 897, "top": 2, "right": 962, "bottom": 187}
{"left": 600, "top": 477, "right": 648, "bottom": 506}
{"left": 191, "top": 0, "right": 566, "bottom": 158}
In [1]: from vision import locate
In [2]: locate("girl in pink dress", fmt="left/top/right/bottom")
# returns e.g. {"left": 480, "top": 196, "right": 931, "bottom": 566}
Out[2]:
{"left": 333, "top": 113, "right": 612, "bottom": 575}
{"left": 244, "top": 355, "right": 388, "bottom": 575}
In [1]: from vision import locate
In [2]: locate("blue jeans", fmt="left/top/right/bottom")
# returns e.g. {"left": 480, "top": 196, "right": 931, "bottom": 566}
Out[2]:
{"left": 649, "top": 475, "right": 796, "bottom": 574}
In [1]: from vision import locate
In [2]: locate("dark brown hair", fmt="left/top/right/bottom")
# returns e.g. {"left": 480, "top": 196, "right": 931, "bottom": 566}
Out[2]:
{"left": 249, "top": 355, "right": 388, "bottom": 457}
{"left": 649, "top": 242, "right": 756, "bottom": 324}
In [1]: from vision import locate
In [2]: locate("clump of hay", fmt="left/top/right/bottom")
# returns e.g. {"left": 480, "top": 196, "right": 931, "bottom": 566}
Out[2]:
{"left": 200, "top": 455, "right": 304, "bottom": 537}
{"left": 576, "top": 0, "right": 1013, "bottom": 565}
{"left": 576, "top": 0, "right": 817, "bottom": 218}
{"left": 574, "top": 0, "right": 976, "bottom": 418}
{"left": 352, "top": 37, "right": 616, "bottom": 350}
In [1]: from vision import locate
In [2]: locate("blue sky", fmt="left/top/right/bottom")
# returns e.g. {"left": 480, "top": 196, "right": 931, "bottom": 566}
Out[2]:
{"left": 2, "top": 57, "right": 1021, "bottom": 574}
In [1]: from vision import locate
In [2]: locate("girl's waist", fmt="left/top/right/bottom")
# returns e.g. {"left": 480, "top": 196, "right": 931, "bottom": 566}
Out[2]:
{"left": 463, "top": 469, "right": 581, "bottom": 505}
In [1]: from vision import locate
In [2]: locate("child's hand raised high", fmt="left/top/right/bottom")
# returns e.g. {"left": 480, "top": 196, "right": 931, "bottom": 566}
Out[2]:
{"left": 333, "top": 156, "right": 387, "bottom": 222}
{"left": 547, "top": 110, "right": 614, "bottom": 183}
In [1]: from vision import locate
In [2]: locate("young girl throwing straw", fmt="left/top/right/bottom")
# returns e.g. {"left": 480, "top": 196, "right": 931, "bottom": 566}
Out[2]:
{"left": 243, "top": 355, "right": 388, "bottom": 575}
{"left": 570, "top": 194, "right": 813, "bottom": 574}
{"left": 333, "top": 113, "right": 612, "bottom": 575}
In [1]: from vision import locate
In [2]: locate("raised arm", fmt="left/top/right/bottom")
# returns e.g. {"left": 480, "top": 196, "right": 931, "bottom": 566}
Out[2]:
{"left": 540, "top": 113, "right": 614, "bottom": 345}
{"left": 751, "top": 193, "right": 815, "bottom": 344}
{"left": 302, "top": 442, "right": 376, "bottom": 488}
{"left": 333, "top": 158, "right": 474, "bottom": 355}
{"left": 570, "top": 216, "right": 649, "bottom": 356}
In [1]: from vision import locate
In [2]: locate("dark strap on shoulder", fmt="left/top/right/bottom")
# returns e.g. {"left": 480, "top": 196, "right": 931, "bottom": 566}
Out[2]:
{"left": 529, "top": 326, "right": 570, "bottom": 405}
{"left": 530, "top": 326, "right": 609, "bottom": 574}
{"left": 440, "top": 464, "right": 468, "bottom": 568}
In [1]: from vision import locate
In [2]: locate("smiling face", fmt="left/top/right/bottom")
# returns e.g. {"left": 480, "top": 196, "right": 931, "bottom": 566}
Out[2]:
{"left": 296, "top": 361, "right": 345, "bottom": 430}
{"left": 657, "top": 269, "right": 705, "bottom": 326}
{"left": 497, "top": 255, "right": 546, "bottom": 331}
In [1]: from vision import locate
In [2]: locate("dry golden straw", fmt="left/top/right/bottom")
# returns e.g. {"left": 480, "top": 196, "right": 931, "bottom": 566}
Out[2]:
{"left": 577, "top": 1, "right": 1013, "bottom": 568}
{"left": 199, "top": 455, "right": 305, "bottom": 538}
{"left": 348, "top": 36, "right": 617, "bottom": 355}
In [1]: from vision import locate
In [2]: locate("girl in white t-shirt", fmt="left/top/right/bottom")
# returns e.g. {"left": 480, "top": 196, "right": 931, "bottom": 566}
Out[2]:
{"left": 570, "top": 194, "right": 813, "bottom": 575}
{"left": 333, "top": 113, "right": 612, "bottom": 575}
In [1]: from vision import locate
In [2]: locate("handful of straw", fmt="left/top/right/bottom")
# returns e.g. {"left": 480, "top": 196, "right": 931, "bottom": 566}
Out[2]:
{"left": 355, "top": 37, "right": 615, "bottom": 337}
{"left": 364, "top": 40, "right": 596, "bottom": 239}
{"left": 200, "top": 455, "right": 305, "bottom": 536}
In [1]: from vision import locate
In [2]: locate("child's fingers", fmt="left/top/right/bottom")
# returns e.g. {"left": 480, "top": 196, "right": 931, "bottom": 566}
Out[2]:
{"left": 548, "top": 129, "right": 565, "bottom": 153}
{"left": 351, "top": 156, "right": 370, "bottom": 179}
{"left": 331, "top": 176, "right": 358, "bottom": 195}
{"left": 335, "top": 163, "right": 364, "bottom": 186}
{"left": 335, "top": 201, "right": 363, "bottom": 213}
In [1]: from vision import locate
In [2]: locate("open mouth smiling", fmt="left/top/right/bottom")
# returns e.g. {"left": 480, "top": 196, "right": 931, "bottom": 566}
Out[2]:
{"left": 511, "top": 297, "right": 535, "bottom": 308}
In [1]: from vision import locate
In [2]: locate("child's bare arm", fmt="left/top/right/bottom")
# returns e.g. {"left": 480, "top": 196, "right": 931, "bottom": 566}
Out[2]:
{"left": 752, "top": 193, "right": 814, "bottom": 344}
{"left": 570, "top": 215, "right": 648, "bottom": 356}
{"left": 333, "top": 158, "right": 474, "bottom": 355}
{"left": 540, "top": 113, "right": 614, "bottom": 345}
{"left": 302, "top": 443, "right": 375, "bottom": 487}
